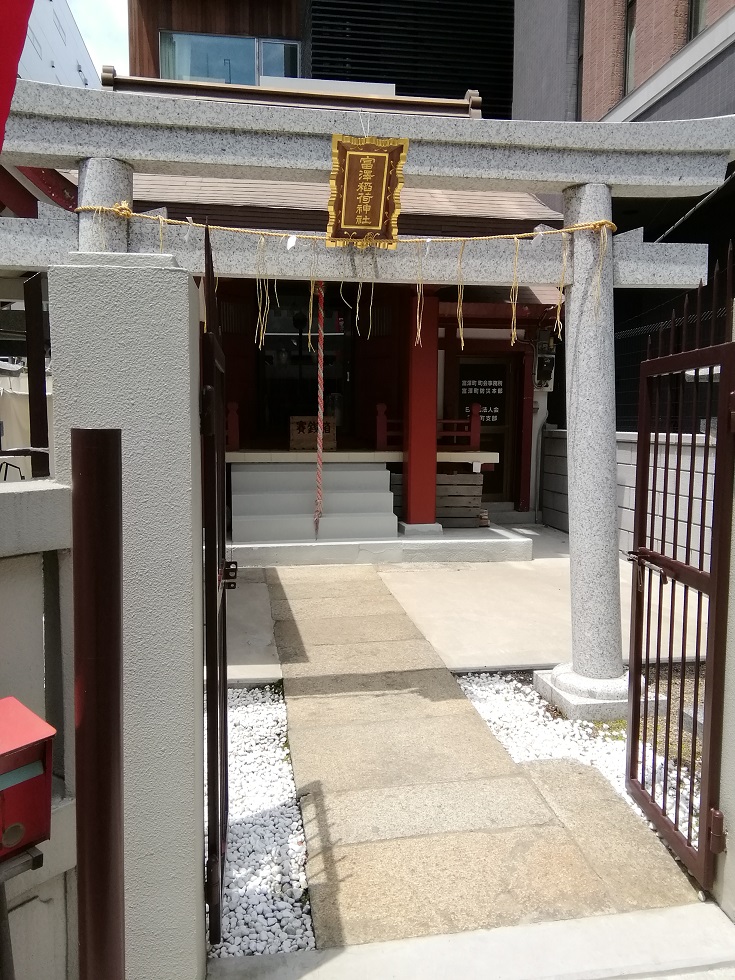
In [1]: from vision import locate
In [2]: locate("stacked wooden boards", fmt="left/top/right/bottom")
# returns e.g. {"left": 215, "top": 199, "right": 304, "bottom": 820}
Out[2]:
{"left": 390, "top": 472, "right": 484, "bottom": 528}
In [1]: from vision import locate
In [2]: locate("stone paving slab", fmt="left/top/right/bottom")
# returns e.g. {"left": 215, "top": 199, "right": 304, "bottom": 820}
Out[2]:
{"left": 288, "top": 711, "right": 515, "bottom": 796}
{"left": 284, "top": 668, "right": 469, "bottom": 727}
{"left": 270, "top": 561, "right": 697, "bottom": 954}
{"left": 523, "top": 759, "right": 698, "bottom": 911}
{"left": 270, "top": 595, "right": 403, "bottom": 622}
{"left": 226, "top": 581, "right": 281, "bottom": 686}
{"left": 306, "top": 825, "right": 616, "bottom": 947}
{"left": 266, "top": 565, "right": 377, "bottom": 586}
{"left": 278, "top": 638, "right": 442, "bottom": 676}
{"left": 300, "top": 776, "right": 556, "bottom": 850}
{"left": 267, "top": 578, "right": 390, "bottom": 602}
{"left": 274, "top": 613, "right": 422, "bottom": 648}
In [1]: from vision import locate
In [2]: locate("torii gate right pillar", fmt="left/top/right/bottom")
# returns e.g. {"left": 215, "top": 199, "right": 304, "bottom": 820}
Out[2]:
{"left": 534, "top": 182, "right": 628, "bottom": 720}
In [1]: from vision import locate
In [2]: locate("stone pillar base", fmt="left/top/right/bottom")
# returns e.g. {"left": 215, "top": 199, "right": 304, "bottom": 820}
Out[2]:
{"left": 533, "top": 662, "right": 629, "bottom": 722}
{"left": 398, "top": 522, "right": 443, "bottom": 537}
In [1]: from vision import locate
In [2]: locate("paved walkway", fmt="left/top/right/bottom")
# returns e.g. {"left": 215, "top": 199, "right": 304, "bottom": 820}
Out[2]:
{"left": 380, "top": 525, "right": 700, "bottom": 672}
{"left": 268, "top": 563, "right": 697, "bottom": 950}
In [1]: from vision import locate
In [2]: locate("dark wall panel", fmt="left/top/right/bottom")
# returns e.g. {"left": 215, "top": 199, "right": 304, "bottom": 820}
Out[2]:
{"left": 303, "top": 0, "right": 515, "bottom": 119}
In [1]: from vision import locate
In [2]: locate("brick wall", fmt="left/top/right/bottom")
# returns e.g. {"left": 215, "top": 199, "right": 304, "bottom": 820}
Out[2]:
{"left": 581, "top": 0, "right": 735, "bottom": 120}
{"left": 633, "top": 0, "right": 689, "bottom": 88}
{"left": 580, "top": 0, "right": 626, "bottom": 119}
{"left": 708, "top": 0, "right": 735, "bottom": 26}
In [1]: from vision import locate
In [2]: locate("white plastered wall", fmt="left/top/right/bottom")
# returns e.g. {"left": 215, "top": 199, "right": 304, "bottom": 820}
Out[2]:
{"left": 48, "top": 252, "right": 205, "bottom": 980}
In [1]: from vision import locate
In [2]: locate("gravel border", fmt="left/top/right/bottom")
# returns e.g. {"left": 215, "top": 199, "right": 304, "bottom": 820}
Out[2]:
{"left": 208, "top": 685, "right": 315, "bottom": 958}
{"left": 459, "top": 672, "right": 699, "bottom": 841}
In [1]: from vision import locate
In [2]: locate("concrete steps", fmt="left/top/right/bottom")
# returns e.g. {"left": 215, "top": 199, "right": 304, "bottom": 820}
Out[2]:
{"left": 232, "top": 463, "right": 389, "bottom": 493}
{"left": 233, "top": 490, "right": 395, "bottom": 516}
{"left": 230, "top": 462, "right": 397, "bottom": 543}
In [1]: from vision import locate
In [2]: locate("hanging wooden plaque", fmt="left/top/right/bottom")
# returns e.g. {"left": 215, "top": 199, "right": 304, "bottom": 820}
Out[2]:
{"left": 326, "top": 134, "right": 409, "bottom": 249}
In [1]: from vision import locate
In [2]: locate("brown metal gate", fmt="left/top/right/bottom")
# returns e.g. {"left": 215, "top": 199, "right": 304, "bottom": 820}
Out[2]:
{"left": 627, "top": 258, "right": 735, "bottom": 890}
{"left": 201, "top": 226, "right": 237, "bottom": 944}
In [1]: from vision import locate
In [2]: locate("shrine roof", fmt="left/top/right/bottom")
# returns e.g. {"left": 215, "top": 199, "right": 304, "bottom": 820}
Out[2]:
{"left": 59, "top": 171, "right": 561, "bottom": 224}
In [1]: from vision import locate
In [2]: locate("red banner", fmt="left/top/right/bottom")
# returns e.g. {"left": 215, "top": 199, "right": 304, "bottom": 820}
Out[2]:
{"left": 0, "top": 0, "right": 34, "bottom": 154}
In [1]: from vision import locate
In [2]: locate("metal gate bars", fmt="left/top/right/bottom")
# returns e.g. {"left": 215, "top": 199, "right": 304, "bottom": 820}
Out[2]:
{"left": 201, "top": 225, "right": 237, "bottom": 944}
{"left": 627, "top": 264, "right": 735, "bottom": 890}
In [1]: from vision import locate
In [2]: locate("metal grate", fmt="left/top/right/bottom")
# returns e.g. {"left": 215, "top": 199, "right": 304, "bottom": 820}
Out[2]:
{"left": 627, "top": 257, "right": 735, "bottom": 890}
{"left": 616, "top": 246, "right": 734, "bottom": 431}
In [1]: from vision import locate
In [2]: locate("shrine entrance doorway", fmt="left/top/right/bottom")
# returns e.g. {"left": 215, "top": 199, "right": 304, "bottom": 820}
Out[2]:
{"left": 457, "top": 354, "right": 520, "bottom": 502}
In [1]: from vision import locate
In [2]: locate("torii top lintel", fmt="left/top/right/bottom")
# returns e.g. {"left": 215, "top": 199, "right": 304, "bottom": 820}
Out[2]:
{"left": 3, "top": 79, "right": 735, "bottom": 198}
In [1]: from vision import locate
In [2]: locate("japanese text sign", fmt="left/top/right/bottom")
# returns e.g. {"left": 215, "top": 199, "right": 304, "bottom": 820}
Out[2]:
{"left": 458, "top": 363, "right": 507, "bottom": 426}
{"left": 327, "top": 134, "right": 408, "bottom": 249}
{"left": 290, "top": 416, "right": 337, "bottom": 450}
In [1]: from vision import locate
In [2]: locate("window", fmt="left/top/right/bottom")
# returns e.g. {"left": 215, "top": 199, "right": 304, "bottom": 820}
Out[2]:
{"left": 53, "top": 11, "right": 66, "bottom": 45}
{"left": 159, "top": 32, "right": 300, "bottom": 86}
{"left": 624, "top": 0, "right": 636, "bottom": 95}
{"left": 261, "top": 40, "right": 299, "bottom": 80}
{"left": 689, "top": 0, "right": 707, "bottom": 39}
{"left": 160, "top": 32, "right": 256, "bottom": 85}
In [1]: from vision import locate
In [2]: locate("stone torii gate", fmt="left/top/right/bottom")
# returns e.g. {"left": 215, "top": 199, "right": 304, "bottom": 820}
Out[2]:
{"left": 1, "top": 77, "right": 732, "bottom": 980}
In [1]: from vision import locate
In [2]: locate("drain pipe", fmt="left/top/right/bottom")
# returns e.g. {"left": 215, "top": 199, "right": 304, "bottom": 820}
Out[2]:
{"left": 534, "top": 412, "right": 549, "bottom": 523}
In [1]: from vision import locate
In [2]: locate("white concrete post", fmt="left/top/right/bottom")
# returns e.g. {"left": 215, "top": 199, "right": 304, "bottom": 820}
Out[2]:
{"left": 77, "top": 158, "right": 133, "bottom": 253}
{"left": 534, "top": 182, "right": 627, "bottom": 720}
{"left": 48, "top": 253, "right": 205, "bottom": 980}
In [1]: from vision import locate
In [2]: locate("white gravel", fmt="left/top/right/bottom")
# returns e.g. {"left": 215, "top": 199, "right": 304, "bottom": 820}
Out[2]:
{"left": 459, "top": 672, "right": 700, "bottom": 841}
{"left": 208, "top": 685, "right": 315, "bottom": 958}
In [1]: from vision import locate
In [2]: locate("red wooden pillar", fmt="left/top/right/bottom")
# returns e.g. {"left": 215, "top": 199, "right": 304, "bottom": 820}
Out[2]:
{"left": 518, "top": 350, "right": 534, "bottom": 511}
{"left": 404, "top": 294, "right": 439, "bottom": 527}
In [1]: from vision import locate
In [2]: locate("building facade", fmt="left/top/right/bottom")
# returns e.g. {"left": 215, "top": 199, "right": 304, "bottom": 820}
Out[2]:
{"left": 514, "top": 0, "right": 735, "bottom": 123}
{"left": 128, "top": 0, "right": 514, "bottom": 117}
{"left": 19, "top": 0, "right": 99, "bottom": 88}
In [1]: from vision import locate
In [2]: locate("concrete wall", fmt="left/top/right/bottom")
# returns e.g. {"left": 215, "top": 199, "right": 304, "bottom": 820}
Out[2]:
{"left": 513, "top": 0, "right": 580, "bottom": 120}
{"left": 4, "top": 251, "right": 204, "bottom": 980}
{"left": 542, "top": 429, "right": 714, "bottom": 565}
{"left": 0, "top": 480, "right": 77, "bottom": 980}
{"left": 48, "top": 252, "right": 205, "bottom": 980}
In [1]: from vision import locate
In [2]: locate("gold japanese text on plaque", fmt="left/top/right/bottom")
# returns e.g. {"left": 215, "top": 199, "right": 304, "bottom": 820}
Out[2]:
{"left": 326, "top": 134, "right": 409, "bottom": 249}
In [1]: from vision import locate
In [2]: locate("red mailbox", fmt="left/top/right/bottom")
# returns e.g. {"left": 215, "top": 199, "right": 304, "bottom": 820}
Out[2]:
{"left": 0, "top": 697, "right": 56, "bottom": 862}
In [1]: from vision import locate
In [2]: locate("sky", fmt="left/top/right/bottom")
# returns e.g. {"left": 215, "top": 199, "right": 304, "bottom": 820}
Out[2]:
{"left": 67, "top": 0, "right": 129, "bottom": 77}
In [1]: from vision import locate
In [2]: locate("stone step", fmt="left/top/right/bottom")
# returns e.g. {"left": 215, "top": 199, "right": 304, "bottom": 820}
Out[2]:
{"left": 232, "top": 511, "right": 398, "bottom": 543}
{"left": 483, "top": 507, "right": 531, "bottom": 524}
{"left": 230, "top": 527, "right": 534, "bottom": 566}
{"left": 232, "top": 490, "right": 395, "bottom": 517}
{"left": 232, "top": 465, "right": 390, "bottom": 493}
{"left": 485, "top": 501, "right": 516, "bottom": 512}
{"left": 234, "top": 462, "right": 386, "bottom": 473}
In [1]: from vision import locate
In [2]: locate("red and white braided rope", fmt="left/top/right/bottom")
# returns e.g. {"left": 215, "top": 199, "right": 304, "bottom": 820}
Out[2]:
{"left": 314, "top": 281, "right": 325, "bottom": 537}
